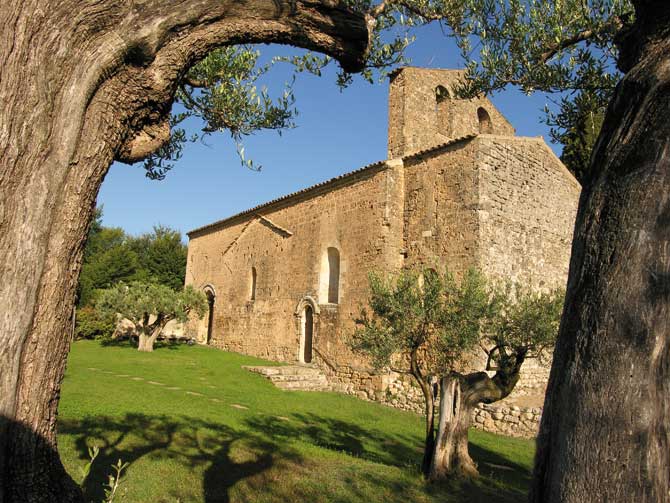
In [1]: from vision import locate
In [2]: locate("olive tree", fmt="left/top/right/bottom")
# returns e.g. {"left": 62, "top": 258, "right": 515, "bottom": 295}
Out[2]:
{"left": 350, "top": 268, "right": 563, "bottom": 479}
{"left": 97, "top": 282, "right": 207, "bottom": 352}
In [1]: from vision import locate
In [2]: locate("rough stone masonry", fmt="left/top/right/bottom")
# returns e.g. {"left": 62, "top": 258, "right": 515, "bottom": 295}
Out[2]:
{"left": 185, "top": 67, "right": 581, "bottom": 438}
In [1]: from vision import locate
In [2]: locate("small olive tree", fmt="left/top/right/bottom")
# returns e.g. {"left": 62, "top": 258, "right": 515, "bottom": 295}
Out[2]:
{"left": 350, "top": 267, "right": 563, "bottom": 480}
{"left": 97, "top": 282, "right": 207, "bottom": 352}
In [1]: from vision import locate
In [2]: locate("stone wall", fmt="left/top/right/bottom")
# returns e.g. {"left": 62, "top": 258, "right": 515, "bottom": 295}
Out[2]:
{"left": 185, "top": 160, "right": 406, "bottom": 369}
{"left": 475, "top": 135, "right": 581, "bottom": 289}
{"left": 472, "top": 403, "right": 542, "bottom": 438}
{"left": 401, "top": 138, "right": 481, "bottom": 274}
{"left": 388, "top": 67, "right": 514, "bottom": 158}
{"left": 368, "top": 371, "right": 543, "bottom": 438}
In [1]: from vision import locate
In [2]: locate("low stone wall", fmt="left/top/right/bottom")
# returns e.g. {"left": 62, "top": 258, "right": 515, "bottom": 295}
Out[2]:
{"left": 318, "top": 365, "right": 543, "bottom": 439}
{"left": 471, "top": 403, "right": 542, "bottom": 438}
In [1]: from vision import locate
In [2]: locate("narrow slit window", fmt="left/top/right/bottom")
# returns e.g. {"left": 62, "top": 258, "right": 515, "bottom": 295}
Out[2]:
{"left": 327, "top": 248, "right": 340, "bottom": 304}
{"left": 250, "top": 267, "right": 257, "bottom": 301}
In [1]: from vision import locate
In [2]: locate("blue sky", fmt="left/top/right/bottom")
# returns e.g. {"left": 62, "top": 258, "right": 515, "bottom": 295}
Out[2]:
{"left": 98, "top": 23, "right": 559, "bottom": 239}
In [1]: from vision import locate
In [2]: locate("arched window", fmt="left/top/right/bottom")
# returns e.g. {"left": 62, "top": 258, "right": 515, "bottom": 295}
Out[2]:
{"left": 477, "top": 107, "right": 493, "bottom": 134}
{"left": 250, "top": 267, "right": 257, "bottom": 301}
{"left": 435, "top": 85, "right": 449, "bottom": 105}
{"left": 435, "top": 85, "right": 451, "bottom": 135}
{"left": 327, "top": 247, "right": 340, "bottom": 304}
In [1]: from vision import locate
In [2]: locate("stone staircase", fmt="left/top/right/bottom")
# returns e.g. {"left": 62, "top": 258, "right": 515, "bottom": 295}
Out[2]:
{"left": 244, "top": 365, "right": 330, "bottom": 391}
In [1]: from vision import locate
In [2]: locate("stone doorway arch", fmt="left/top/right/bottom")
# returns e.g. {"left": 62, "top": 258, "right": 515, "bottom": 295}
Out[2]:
{"left": 202, "top": 284, "right": 216, "bottom": 345}
{"left": 302, "top": 305, "right": 314, "bottom": 363}
{"left": 295, "top": 296, "right": 319, "bottom": 364}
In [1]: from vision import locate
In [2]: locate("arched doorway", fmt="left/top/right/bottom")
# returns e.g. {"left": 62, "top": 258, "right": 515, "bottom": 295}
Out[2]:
{"left": 301, "top": 305, "right": 314, "bottom": 364}
{"left": 202, "top": 285, "right": 216, "bottom": 345}
{"left": 295, "top": 296, "right": 319, "bottom": 364}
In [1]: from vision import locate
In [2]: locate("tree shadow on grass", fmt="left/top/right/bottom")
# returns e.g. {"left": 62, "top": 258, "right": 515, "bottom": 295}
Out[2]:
{"left": 60, "top": 412, "right": 530, "bottom": 502}
{"left": 59, "top": 413, "right": 283, "bottom": 503}
{"left": 244, "top": 412, "right": 420, "bottom": 468}
{"left": 244, "top": 412, "right": 531, "bottom": 502}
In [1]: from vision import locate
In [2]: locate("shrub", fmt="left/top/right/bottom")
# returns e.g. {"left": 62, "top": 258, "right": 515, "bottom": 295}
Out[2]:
{"left": 75, "top": 306, "right": 116, "bottom": 340}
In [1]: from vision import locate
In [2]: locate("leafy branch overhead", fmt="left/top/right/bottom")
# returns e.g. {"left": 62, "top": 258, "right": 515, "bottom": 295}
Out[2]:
{"left": 145, "top": 0, "right": 632, "bottom": 181}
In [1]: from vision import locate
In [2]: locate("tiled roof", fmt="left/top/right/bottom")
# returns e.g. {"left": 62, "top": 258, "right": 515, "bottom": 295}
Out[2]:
{"left": 187, "top": 160, "right": 386, "bottom": 237}
{"left": 402, "top": 134, "right": 477, "bottom": 161}
{"left": 187, "top": 134, "right": 477, "bottom": 238}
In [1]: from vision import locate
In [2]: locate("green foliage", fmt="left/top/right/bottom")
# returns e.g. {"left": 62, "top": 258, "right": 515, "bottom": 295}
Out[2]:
{"left": 551, "top": 90, "right": 606, "bottom": 182}
{"left": 145, "top": 46, "right": 299, "bottom": 177}
{"left": 488, "top": 283, "right": 565, "bottom": 371}
{"left": 78, "top": 445, "right": 99, "bottom": 487}
{"left": 132, "top": 0, "right": 633, "bottom": 180}
{"left": 78, "top": 231, "right": 139, "bottom": 307}
{"left": 103, "top": 459, "right": 130, "bottom": 503}
{"left": 127, "top": 225, "right": 187, "bottom": 291}
{"left": 437, "top": 0, "right": 632, "bottom": 180}
{"left": 97, "top": 282, "right": 207, "bottom": 328}
{"left": 123, "top": 0, "right": 634, "bottom": 180}
{"left": 78, "top": 209, "right": 187, "bottom": 307}
{"left": 352, "top": 266, "right": 564, "bottom": 376}
{"left": 74, "top": 306, "right": 116, "bottom": 341}
{"left": 351, "top": 268, "right": 495, "bottom": 373}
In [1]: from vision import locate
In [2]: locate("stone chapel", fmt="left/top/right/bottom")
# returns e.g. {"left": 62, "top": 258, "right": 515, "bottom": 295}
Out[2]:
{"left": 185, "top": 67, "right": 581, "bottom": 431}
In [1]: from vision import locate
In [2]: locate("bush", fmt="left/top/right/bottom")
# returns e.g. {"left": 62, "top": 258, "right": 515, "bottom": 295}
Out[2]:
{"left": 75, "top": 306, "right": 116, "bottom": 340}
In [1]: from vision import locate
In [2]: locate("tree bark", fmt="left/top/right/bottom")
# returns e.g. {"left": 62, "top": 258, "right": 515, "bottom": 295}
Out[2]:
{"left": 421, "top": 383, "right": 436, "bottom": 476}
{"left": 530, "top": 2, "right": 670, "bottom": 501}
{"left": 137, "top": 314, "right": 171, "bottom": 352}
{"left": 429, "top": 368, "right": 521, "bottom": 480}
{"left": 138, "top": 333, "right": 154, "bottom": 353}
{"left": 410, "top": 351, "right": 436, "bottom": 476}
{"left": 430, "top": 376, "right": 477, "bottom": 480}
{"left": 0, "top": 2, "right": 368, "bottom": 501}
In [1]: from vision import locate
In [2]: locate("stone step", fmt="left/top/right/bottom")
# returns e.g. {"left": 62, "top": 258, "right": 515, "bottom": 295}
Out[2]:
{"left": 243, "top": 364, "right": 329, "bottom": 392}
{"left": 269, "top": 374, "right": 328, "bottom": 383}
{"left": 275, "top": 380, "right": 331, "bottom": 391}
{"left": 244, "top": 365, "right": 323, "bottom": 377}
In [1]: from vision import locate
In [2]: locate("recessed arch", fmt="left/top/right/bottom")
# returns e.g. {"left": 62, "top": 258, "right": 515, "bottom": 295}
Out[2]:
{"left": 202, "top": 284, "right": 216, "bottom": 345}
{"left": 295, "top": 296, "right": 319, "bottom": 364}
{"left": 327, "top": 247, "right": 340, "bottom": 303}
{"left": 435, "top": 85, "right": 450, "bottom": 104}
{"left": 477, "top": 107, "right": 493, "bottom": 134}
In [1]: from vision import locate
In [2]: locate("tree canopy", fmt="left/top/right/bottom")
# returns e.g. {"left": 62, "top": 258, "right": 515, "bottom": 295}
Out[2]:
{"left": 97, "top": 282, "right": 207, "bottom": 352}
{"left": 77, "top": 210, "right": 187, "bottom": 306}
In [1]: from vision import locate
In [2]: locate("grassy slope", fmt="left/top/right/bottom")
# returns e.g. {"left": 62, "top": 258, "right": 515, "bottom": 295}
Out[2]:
{"left": 58, "top": 340, "right": 534, "bottom": 503}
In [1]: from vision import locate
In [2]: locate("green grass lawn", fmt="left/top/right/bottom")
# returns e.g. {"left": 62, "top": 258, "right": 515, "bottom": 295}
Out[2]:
{"left": 58, "top": 340, "right": 535, "bottom": 503}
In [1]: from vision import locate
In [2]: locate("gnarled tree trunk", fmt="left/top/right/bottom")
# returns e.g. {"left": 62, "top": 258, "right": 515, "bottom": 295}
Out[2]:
{"left": 430, "top": 365, "right": 522, "bottom": 480}
{"left": 137, "top": 333, "right": 155, "bottom": 352}
{"left": 137, "top": 314, "right": 171, "bottom": 352}
{"left": 0, "top": 3, "right": 368, "bottom": 500}
{"left": 410, "top": 351, "right": 437, "bottom": 476}
{"left": 530, "top": 2, "right": 670, "bottom": 501}
{"left": 430, "top": 375, "right": 476, "bottom": 479}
